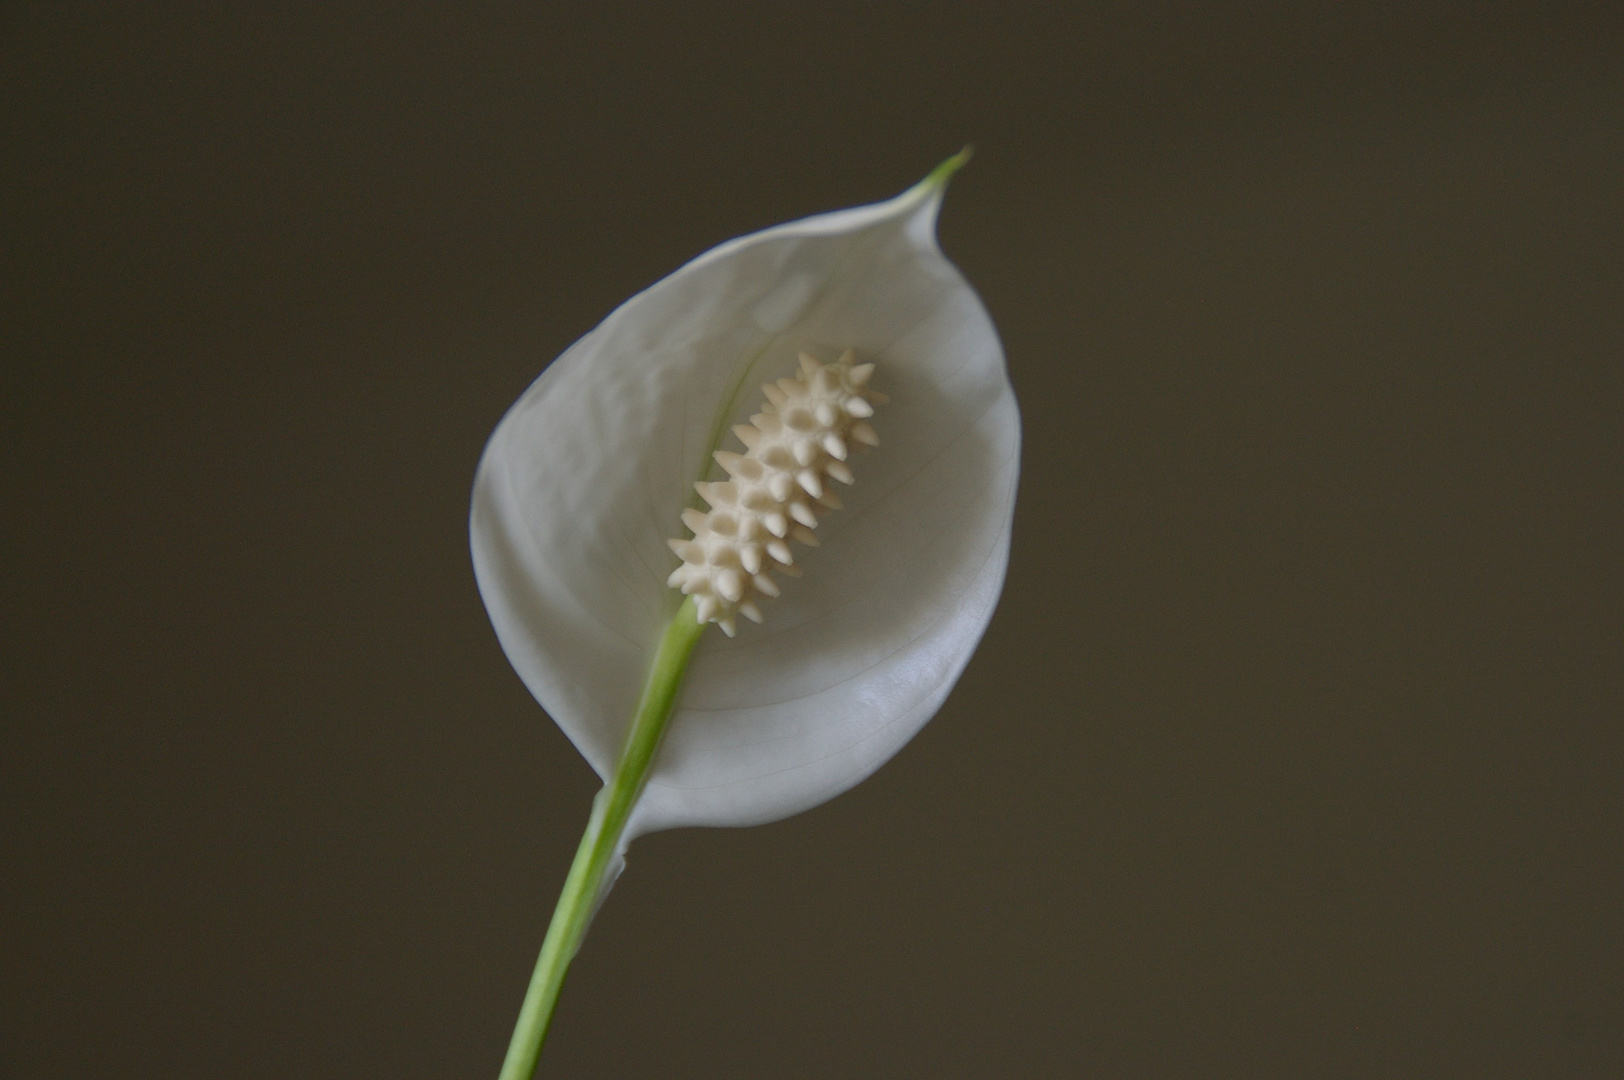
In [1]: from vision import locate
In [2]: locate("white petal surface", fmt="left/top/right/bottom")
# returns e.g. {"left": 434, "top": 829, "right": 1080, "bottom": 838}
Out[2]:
{"left": 471, "top": 170, "right": 1020, "bottom": 834}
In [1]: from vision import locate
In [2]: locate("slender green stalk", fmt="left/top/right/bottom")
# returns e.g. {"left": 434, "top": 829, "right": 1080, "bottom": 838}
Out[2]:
{"left": 497, "top": 597, "right": 707, "bottom": 1080}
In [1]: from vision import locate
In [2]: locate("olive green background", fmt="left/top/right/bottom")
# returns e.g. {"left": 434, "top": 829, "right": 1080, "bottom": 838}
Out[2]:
{"left": 5, "top": 4, "right": 1622, "bottom": 1077}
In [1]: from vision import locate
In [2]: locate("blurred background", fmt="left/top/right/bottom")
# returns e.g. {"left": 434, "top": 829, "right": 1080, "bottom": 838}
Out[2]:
{"left": 4, "top": 3, "right": 1622, "bottom": 1077}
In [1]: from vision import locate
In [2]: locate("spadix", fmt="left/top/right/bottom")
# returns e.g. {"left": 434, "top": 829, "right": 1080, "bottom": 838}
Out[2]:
{"left": 666, "top": 349, "right": 881, "bottom": 637}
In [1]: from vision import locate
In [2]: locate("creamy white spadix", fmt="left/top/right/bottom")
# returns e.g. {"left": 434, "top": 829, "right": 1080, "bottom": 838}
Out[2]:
{"left": 471, "top": 160, "right": 1020, "bottom": 835}
{"left": 667, "top": 349, "right": 884, "bottom": 637}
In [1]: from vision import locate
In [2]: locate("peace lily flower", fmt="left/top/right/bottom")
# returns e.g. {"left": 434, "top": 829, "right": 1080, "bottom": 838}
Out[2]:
{"left": 470, "top": 150, "right": 1020, "bottom": 1077}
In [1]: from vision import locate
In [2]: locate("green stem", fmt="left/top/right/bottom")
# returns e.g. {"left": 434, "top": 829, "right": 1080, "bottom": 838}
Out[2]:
{"left": 497, "top": 597, "right": 708, "bottom": 1080}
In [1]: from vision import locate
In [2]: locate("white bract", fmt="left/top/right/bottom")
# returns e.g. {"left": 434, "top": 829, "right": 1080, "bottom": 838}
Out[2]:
{"left": 471, "top": 161, "right": 1020, "bottom": 837}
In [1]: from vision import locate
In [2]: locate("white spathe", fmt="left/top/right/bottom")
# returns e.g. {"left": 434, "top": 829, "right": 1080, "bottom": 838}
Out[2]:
{"left": 470, "top": 166, "right": 1021, "bottom": 836}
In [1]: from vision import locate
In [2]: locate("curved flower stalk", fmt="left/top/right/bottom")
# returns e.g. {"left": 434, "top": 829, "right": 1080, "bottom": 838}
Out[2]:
{"left": 471, "top": 150, "right": 1020, "bottom": 1077}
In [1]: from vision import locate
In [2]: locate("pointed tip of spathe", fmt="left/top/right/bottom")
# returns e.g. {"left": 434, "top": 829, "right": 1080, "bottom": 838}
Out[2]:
{"left": 893, "top": 147, "right": 972, "bottom": 245}
{"left": 924, "top": 145, "right": 974, "bottom": 190}
{"left": 900, "top": 147, "right": 973, "bottom": 206}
